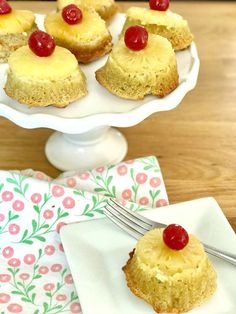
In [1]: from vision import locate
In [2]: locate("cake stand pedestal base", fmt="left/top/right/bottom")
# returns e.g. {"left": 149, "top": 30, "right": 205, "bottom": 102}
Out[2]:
{"left": 45, "top": 126, "right": 128, "bottom": 171}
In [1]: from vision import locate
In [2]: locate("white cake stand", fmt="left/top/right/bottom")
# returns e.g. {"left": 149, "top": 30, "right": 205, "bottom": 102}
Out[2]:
{"left": 0, "top": 14, "right": 199, "bottom": 171}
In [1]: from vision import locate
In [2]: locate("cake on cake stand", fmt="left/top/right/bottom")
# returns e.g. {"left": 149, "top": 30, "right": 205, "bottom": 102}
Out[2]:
{"left": 0, "top": 14, "right": 199, "bottom": 171}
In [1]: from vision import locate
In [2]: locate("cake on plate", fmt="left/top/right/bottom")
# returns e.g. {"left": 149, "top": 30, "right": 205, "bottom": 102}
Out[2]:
{"left": 4, "top": 31, "right": 87, "bottom": 107}
{"left": 96, "top": 25, "right": 178, "bottom": 100}
{"left": 45, "top": 4, "right": 112, "bottom": 63}
{"left": 123, "top": 224, "right": 217, "bottom": 313}
{"left": 0, "top": 0, "right": 36, "bottom": 63}
{"left": 57, "top": 0, "right": 118, "bottom": 21}
{"left": 122, "top": 1, "right": 193, "bottom": 50}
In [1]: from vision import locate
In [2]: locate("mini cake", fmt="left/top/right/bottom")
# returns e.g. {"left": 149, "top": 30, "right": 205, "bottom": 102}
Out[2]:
{"left": 123, "top": 224, "right": 217, "bottom": 313}
{"left": 45, "top": 4, "right": 112, "bottom": 63}
{"left": 96, "top": 26, "right": 178, "bottom": 100}
{"left": 122, "top": 1, "right": 193, "bottom": 50}
{"left": 57, "top": 0, "right": 118, "bottom": 21}
{"left": 0, "top": 0, "right": 37, "bottom": 63}
{"left": 4, "top": 31, "right": 87, "bottom": 107}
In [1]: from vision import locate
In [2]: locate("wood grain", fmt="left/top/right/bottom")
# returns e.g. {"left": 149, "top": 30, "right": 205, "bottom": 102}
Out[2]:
{"left": 2, "top": 1, "right": 236, "bottom": 232}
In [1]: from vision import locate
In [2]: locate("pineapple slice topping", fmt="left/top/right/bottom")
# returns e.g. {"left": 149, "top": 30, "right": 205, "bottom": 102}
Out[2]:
{"left": 135, "top": 228, "right": 206, "bottom": 276}
{"left": 0, "top": 10, "right": 35, "bottom": 35}
{"left": 126, "top": 7, "right": 187, "bottom": 27}
{"left": 45, "top": 6, "right": 108, "bottom": 43}
{"left": 109, "top": 34, "right": 175, "bottom": 73}
{"left": 8, "top": 46, "right": 79, "bottom": 80}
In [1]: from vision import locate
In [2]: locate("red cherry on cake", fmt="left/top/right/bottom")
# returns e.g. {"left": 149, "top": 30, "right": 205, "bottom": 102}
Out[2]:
{"left": 124, "top": 26, "right": 148, "bottom": 51}
{"left": 0, "top": 0, "right": 12, "bottom": 15}
{"left": 149, "top": 0, "right": 170, "bottom": 11}
{"left": 28, "top": 31, "right": 56, "bottom": 57}
{"left": 62, "top": 4, "right": 83, "bottom": 25}
{"left": 163, "top": 224, "right": 189, "bottom": 250}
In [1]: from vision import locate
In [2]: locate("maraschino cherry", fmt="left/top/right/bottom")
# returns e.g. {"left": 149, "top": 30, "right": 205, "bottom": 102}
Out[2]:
{"left": 0, "top": 0, "right": 12, "bottom": 15}
{"left": 149, "top": 0, "right": 170, "bottom": 12}
{"left": 62, "top": 4, "right": 83, "bottom": 25}
{"left": 163, "top": 224, "right": 189, "bottom": 250}
{"left": 28, "top": 31, "right": 56, "bottom": 57}
{"left": 124, "top": 26, "right": 148, "bottom": 51}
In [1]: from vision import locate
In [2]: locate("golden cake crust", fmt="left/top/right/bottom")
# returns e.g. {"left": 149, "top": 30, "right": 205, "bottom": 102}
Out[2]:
{"left": 52, "top": 33, "right": 112, "bottom": 64}
{"left": 4, "top": 69, "right": 87, "bottom": 108}
{"left": 96, "top": 34, "right": 179, "bottom": 100}
{"left": 96, "top": 66, "right": 178, "bottom": 100}
{"left": 122, "top": 229, "right": 217, "bottom": 313}
{"left": 122, "top": 7, "right": 193, "bottom": 50}
{"left": 95, "top": 1, "right": 118, "bottom": 21}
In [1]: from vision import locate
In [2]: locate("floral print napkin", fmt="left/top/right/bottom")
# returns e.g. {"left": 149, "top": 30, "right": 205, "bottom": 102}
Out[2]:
{"left": 0, "top": 156, "right": 168, "bottom": 314}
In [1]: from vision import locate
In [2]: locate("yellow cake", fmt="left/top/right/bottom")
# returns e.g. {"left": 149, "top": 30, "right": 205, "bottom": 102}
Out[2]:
{"left": 96, "top": 32, "right": 178, "bottom": 100}
{"left": 0, "top": 9, "right": 37, "bottom": 63}
{"left": 123, "top": 228, "right": 217, "bottom": 313}
{"left": 44, "top": 5, "right": 112, "bottom": 63}
{"left": 122, "top": 7, "right": 193, "bottom": 50}
{"left": 4, "top": 45, "right": 87, "bottom": 107}
{"left": 57, "top": 0, "right": 118, "bottom": 21}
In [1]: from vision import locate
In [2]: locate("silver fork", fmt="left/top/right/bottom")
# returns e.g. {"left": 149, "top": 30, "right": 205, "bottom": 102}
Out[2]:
{"left": 104, "top": 198, "right": 236, "bottom": 267}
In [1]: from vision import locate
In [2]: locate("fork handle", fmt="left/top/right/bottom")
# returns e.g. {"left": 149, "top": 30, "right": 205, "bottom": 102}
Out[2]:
{"left": 204, "top": 244, "right": 236, "bottom": 266}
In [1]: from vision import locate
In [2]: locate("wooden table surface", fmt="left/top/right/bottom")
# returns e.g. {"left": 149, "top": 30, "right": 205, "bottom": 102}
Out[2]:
{"left": 2, "top": 1, "right": 236, "bottom": 232}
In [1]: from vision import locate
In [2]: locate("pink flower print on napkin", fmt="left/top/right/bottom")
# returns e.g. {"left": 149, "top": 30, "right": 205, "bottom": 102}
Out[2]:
{"left": 0, "top": 156, "right": 168, "bottom": 313}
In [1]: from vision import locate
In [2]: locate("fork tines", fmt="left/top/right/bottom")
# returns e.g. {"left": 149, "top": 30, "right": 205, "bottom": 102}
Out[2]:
{"left": 104, "top": 198, "right": 153, "bottom": 239}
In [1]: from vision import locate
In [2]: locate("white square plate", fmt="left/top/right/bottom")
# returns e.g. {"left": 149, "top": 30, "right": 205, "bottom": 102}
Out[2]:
{"left": 61, "top": 197, "right": 236, "bottom": 314}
